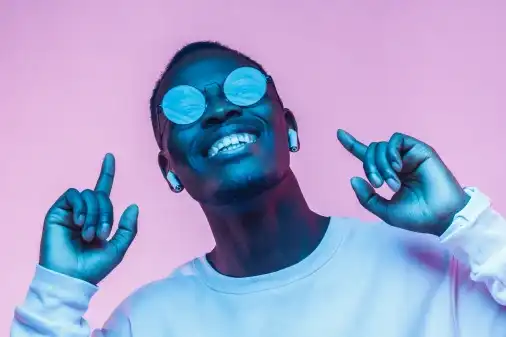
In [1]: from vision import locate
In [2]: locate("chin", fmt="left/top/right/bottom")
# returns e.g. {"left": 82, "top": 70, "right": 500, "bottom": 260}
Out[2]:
{"left": 209, "top": 168, "right": 284, "bottom": 204}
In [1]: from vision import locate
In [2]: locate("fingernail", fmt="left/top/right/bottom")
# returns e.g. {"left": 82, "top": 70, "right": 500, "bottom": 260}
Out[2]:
{"left": 386, "top": 178, "right": 401, "bottom": 192}
{"left": 82, "top": 227, "right": 95, "bottom": 242}
{"left": 77, "top": 214, "right": 85, "bottom": 226}
{"left": 392, "top": 161, "right": 402, "bottom": 172}
{"left": 99, "top": 223, "right": 110, "bottom": 240}
{"left": 370, "top": 173, "right": 382, "bottom": 187}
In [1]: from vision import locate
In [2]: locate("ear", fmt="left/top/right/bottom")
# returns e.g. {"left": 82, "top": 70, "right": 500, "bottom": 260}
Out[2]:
{"left": 284, "top": 108, "right": 300, "bottom": 152}
{"left": 157, "top": 150, "right": 172, "bottom": 178}
{"left": 283, "top": 108, "right": 298, "bottom": 132}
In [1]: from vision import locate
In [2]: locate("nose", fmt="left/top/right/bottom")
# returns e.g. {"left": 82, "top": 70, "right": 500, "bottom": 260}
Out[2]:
{"left": 201, "top": 83, "right": 242, "bottom": 128}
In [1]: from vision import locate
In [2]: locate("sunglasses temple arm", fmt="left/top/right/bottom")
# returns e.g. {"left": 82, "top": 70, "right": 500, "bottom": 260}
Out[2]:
{"left": 156, "top": 106, "right": 165, "bottom": 147}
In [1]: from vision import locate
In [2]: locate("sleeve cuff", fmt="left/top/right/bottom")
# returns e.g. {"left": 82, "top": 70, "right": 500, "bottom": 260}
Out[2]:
{"left": 440, "top": 187, "right": 506, "bottom": 268}
{"left": 16, "top": 265, "right": 99, "bottom": 325}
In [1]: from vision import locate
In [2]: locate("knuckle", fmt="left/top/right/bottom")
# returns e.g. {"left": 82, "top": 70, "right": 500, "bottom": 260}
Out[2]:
{"left": 425, "top": 144, "right": 435, "bottom": 153}
{"left": 363, "top": 148, "right": 371, "bottom": 158}
{"left": 95, "top": 190, "right": 108, "bottom": 197}
{"left": 415, "top": 142, "right": 434, "bottom": 155}
{"left": 101, "top": 169, "right": 114, "bottom": 179}
{"left": 66, "top": 187, "right": 79, "bottom": 194}
{"left": 82, "top": 189, "right": 94, "bottom": 195}
{"left": 366, "top": 143, "right": 377, "bottom": 155}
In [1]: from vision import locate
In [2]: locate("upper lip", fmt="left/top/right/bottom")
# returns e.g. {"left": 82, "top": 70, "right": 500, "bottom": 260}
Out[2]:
{"left": 201, "top": 124, "right": 261, "bottom": 157}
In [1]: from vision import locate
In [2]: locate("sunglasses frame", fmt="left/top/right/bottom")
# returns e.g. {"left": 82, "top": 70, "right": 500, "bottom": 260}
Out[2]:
{"left": 155, "top": 67, "right": 273, "bottom": 147}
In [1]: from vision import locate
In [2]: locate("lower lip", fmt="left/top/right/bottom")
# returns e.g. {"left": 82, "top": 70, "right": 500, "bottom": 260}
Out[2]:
{"left": 209, "top": 142, "right": 256, "bottom": 160}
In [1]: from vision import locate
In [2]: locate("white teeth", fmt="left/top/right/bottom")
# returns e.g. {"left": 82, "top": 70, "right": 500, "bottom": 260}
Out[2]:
{"left": 208, "top": 133, "right": 257, "bottom": 157}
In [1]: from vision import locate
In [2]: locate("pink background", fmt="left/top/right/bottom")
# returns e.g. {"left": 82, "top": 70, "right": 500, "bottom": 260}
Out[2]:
{"left": 1, "top": 0, "right": 506, "bottom": 334}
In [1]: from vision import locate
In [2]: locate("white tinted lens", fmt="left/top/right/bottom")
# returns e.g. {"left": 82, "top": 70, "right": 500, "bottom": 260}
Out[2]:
{"left": 223, "top": 67, "right": 267, "bottom": 106}
{"left": 160, "top": 85, "right": 205, "bottom": 125}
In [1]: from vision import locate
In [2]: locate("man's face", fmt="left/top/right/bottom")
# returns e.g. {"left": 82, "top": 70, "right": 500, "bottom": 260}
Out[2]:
{"left": 157, "top": 49, "right": 295, "bottom": 204}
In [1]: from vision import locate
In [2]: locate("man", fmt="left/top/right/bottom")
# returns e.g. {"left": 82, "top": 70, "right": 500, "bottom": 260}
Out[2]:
{"left": 11, "top": 41, "right": 506, "bottom": 336}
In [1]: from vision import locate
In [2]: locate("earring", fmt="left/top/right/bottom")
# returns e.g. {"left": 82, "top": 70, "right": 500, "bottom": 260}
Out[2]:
{"left": 288, "top": 129, "right": 299, "bottom": 152}
{"left": 166, "top": 171, "right": 184, "bottom": 193}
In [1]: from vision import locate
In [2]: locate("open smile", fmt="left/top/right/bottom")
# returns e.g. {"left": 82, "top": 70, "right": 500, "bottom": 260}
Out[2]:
{"left": 201, "top": 123, "right": 262, "bottom": 159}
{"left": 207, "top": 132, "right": 258, "bottom": 158}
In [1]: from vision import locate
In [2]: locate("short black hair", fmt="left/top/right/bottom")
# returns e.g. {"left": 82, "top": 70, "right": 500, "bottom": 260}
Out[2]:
{"left": 149, "top": 41, "right": 267, "bottom": 137}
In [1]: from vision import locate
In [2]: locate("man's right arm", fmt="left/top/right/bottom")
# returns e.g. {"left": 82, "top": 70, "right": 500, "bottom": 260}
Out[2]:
{"left": 11, "top": 265, "right": 132, "bottom": 337}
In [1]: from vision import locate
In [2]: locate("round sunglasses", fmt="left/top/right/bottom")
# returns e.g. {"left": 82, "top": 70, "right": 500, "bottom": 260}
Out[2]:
{"left": 159, "top": 66, "right": 272, "bottom": 125}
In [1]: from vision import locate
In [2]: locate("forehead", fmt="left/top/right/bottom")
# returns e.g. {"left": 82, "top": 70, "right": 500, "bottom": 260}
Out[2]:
{"left": 162, "top": 49, "right": 258, "bottom": 90}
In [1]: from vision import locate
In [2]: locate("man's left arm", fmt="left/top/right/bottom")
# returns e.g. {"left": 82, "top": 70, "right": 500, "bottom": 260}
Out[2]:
{"left": 440, "top": 187, "right": 506, "bottom": 305}
{"left": 335, "top": 129, "right": 506, "bottom": 307}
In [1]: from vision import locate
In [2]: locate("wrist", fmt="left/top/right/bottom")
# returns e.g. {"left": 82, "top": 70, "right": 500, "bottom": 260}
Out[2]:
{"left": 17, "top": 265, "right": 99, "bottom": 323}
{"left": 439, "top": 187, "right": 490, "bottom": 239}
{"left": 35, "top": 264, "right": 99, "bottom": 291}
{"left": 432, "top": 189, "right": 471, "bottom": 236}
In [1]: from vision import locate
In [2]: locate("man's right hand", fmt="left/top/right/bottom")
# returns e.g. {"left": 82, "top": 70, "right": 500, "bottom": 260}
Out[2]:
{"left": 39, "top": 153, "right": 139, "bottom": 285}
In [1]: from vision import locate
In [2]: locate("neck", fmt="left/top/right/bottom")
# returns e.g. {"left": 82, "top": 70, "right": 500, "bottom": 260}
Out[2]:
{"left": 201, "top": 170, "right": 330, "bottom": 277}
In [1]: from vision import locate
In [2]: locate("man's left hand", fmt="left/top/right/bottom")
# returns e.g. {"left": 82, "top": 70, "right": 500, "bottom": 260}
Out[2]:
{"left": 337, "top": 129, "right": 470, "bottom": 236}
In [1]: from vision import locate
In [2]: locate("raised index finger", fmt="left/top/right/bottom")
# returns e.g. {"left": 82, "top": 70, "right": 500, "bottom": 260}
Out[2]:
{"left": 94, "top": 153, "right": 115, "bottom": 196}
{"left": 337, "top": 129, "right": 367, "bottom": 162}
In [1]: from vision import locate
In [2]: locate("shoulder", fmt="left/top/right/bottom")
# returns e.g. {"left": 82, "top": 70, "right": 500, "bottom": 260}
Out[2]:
{"left": 106, "top": 259, "right": 205, "bottom": 324}
{"left": 333, "top": 216, "right": 453, "bottom": 272}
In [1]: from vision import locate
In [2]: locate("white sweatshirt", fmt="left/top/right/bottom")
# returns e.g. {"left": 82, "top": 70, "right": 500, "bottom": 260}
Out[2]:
{"left": 11, "top": 188, "right": 506, "bottom": 336}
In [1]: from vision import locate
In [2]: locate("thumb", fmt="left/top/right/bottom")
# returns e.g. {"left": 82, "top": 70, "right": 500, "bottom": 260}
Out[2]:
{"left": 350, "top": 177, "right": 389, "bottom": 222}
{"left": 107, "top": 204, "right": 139, "bottom": 261}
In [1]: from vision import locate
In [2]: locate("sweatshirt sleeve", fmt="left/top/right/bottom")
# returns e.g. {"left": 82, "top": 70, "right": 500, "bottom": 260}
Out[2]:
{"left": 440, "top": 187, "right": 506, "bottom": 306}
{"left": 11, "top": 265, "right": 132, "bottom": 337}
